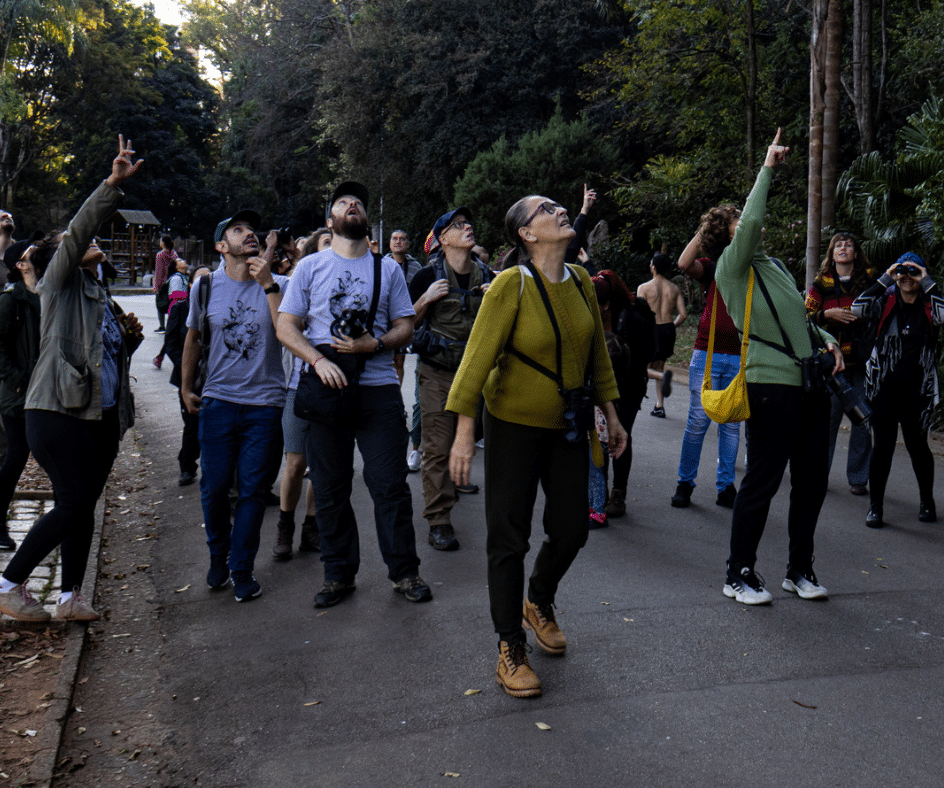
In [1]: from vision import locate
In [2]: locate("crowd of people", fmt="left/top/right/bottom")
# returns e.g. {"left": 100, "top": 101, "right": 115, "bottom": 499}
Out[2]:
{"left": 0, "top": 132, "right": 942, "bottom": 701}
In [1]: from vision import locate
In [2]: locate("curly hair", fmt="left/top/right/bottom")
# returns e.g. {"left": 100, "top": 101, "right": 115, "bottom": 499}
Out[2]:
{"left": 815, "top": 232, "right": 873, "bottom": 291}
{"left": 697, "top": 204, "right": 741, "bottom": 261}
{"left": 592, "top": 269, "right": 634, "bottom": 316}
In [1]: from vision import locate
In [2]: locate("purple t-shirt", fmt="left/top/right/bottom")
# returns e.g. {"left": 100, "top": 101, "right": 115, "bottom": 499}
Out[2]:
{"left": 279, "top": 249, "right": 413, "bottom": 387}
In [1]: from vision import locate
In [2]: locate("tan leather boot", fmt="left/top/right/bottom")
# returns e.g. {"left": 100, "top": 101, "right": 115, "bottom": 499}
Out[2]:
{"left": 523, "top": 598, "right": 566, "bottom": 655}
{"left": 496, "top": 641, "right": 541, "bottom": 698}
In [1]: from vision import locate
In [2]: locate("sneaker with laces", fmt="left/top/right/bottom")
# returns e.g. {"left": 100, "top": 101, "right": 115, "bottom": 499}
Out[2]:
{"left": 392, "top": 574, "right": 433, "bottom": 603}
{"left": 55, "top": 589, "right": 100, "bottom": 621}
{"left": 0, "top": 584, "right": 51, "bottom": 621}
{"left": 650, "top": 405, "right": 666, "bottom": 418}
{"left": 782, "top": 568, "right": 828, "bottom": 600}
{"left": 206, "top": 555, "right": 231, "bottom": 590}
{"left": 314, "top": 579, "right": 356, "bottom": 608}
{"left": 522, "top": 598, "right": 566, "bottom": 655}
{"left": 723, "top": 566, "right": 773, "bottom": 605}
{"left": 407, "top": 449, "right": 422, "bottom": 472}
{"left": 919, "top": 499, "right": 937, "bottom": 523}
{"left": 496, "top": 641, "right": 541, "bottom": 698}
{"left": 231, "top": 571, "right": 262, "bottom": 602}
{"left": 272, "top": 521, "right": 294, "bottom": 561}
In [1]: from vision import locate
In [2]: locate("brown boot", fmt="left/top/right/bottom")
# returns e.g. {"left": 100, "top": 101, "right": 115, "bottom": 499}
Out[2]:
{"left": 523, "top": 598, "right": 566, "bottom": 655}
{"left": 496, "top": 641, "right": 541, "bottom": 698}
{"left": 272, "top": 521, "right": 294, "bottom": 560}
{"left": 299, "top": 518, "right": 320, "bottom": 552}
{"left": 605, "top": 488, "right": 626, "bottom": 518}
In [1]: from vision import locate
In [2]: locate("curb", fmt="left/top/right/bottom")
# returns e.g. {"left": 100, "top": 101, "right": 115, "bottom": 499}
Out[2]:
{"left": 26, "top": 497, "right": 105, "bottom": 788}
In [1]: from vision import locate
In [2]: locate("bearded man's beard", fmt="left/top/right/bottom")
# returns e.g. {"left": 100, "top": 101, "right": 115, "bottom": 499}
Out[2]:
{"left": 333, "top": 213, "right": 369, "bottom": 240}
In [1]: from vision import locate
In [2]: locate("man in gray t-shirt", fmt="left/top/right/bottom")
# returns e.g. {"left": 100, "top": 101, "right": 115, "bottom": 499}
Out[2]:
{"left": 278, "top": 181, "right": 432, "bottom": 609}
{"left": 181, "top": 209, "right": 287, "bottom": 603}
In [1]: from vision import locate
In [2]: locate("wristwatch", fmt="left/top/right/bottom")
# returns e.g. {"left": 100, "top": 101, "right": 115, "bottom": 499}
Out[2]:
{"left": 264, "top": 282, "right": 280, "bottom": 295}
{"left": 375, "top": 336, "right": 386, "bottom": 353}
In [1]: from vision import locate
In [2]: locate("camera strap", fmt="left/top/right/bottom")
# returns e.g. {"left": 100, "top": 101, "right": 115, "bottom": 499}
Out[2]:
{"left": 508, "top": 262, "right": 593, "bottom": 393}
{"left": 746, "top": 264, "right": 802, "bottom": 365}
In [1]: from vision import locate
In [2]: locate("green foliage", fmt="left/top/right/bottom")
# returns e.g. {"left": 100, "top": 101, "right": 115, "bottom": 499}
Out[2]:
{"left": 453, "top": 110, "right": 617, "bottom": 251}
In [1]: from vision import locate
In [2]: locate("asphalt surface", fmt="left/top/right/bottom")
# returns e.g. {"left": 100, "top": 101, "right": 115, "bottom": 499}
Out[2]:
{"left": 117, "top": 293, "right": 944, "bottom": 787}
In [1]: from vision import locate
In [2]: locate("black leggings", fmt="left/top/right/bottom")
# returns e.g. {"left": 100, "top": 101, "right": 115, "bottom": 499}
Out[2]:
{"left": 0, "top": 414, "right": 30, "bottom": 524}
{"left": 3, "top": 408, "right": 119, "bottom": 591}
{"left": 610, "top": 394, "right": 641, "bottom": 490}
{"left": 869, "top": 389, "right": 935, "bottom": 508}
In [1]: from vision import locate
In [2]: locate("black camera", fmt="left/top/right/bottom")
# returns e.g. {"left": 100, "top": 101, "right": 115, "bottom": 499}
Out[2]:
{"left": 276, "top": 226, "right": 293, "bottom": 246}
{"left": 801, "top": 352, "right": 871, "bottom": 426}
{"left": 330, "top": 308, "right": 369, "bottom": 339}
{"left": 561, "top": 385, "right": 594, "bottom": 443}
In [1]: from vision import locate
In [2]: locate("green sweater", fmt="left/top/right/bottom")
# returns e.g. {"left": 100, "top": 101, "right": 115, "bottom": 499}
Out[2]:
{"left": 715, "top": 166, "right": 836, "bottom": 386}
{"left": 446, "top": 264, "right": 618, "bottom": 428}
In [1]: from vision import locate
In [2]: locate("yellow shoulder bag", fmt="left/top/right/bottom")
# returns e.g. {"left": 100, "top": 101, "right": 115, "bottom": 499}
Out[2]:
{"left": 700, "top": 268, "right": 753, "bottom": 423}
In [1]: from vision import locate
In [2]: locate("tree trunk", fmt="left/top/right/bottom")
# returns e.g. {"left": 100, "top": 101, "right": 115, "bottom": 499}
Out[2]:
{"left": 806, "top": 0, "right": 828, "bottom": 289}
{"left": 851, "top": 0, "right": 874, "bottom": 154}
{"left": 745, "top": 0, "right": 757, "bottom": 175}
{"left": 821, "top": 0, "right": 842, "bottom": 231}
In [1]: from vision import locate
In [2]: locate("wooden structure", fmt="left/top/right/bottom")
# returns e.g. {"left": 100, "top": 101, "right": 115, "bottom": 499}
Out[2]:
{"left": 105, "top": 209, "right": 161, "bottom": 283}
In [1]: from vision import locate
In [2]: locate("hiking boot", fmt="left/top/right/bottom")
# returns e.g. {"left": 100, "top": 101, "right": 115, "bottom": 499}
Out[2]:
{"left": 671, "top": 481, "right": 693, "bottom": 508}
{"left": 178, "top": 470, "right": 197, "bottom": 487}
{"left": 231, "top": 571, "right": 262, "bottom": 602}
{"left": 206, "top": 555, "right": 231, "bottom": 590}
{"left": 605, "top": 488, "right": 626, "bottom": 518}
{"left": 661, "top": 369, "right": 673, "bottom": 398}
{"left": 314, "top": 579, "right": 356, "bottom": 608}
{"left": 393, "top": 575, "right": 433, "bottom": 603}
{"left": 272, "top": 521, "right": 294, "bottom": 561}
{"left": 782, "top": 567, "right": 828, "bottom": 600}
{"left": 407, "top": 449, "right": 422, "bottom": 472}
{"left": 0, "top": 584, "right": 50, "bottom": 621}
{"left": 496, "top": 641, "right": 541, "bottom": 698}
{"left": 919, "top": 500, "right": 937, "bottom": 523}
{"left": 0, "top": 525, "right": 15, "bottom": 551}
{"left": 55, "top": 589, "right": 100, "bottom": 621}
{"left": 428, "top": 524, "right": 459, "bottom": 551}
{"left": 299, "top": 519, "right": 321, "bottom": 552}
{"left": 523, "top": 598, "right": 566, "bottom": 655}
{"left": 716, "top": 484, "right": 738, "bottom": 508}
{"left": 866, "top": 504, "right": 884, "bottom": 529}
{"left": 723, "top": 566, "right": 773, "bottom": 605}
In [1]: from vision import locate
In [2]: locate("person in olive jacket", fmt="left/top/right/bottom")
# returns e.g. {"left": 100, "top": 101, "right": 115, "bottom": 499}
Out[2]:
{"left": 0, "top": 239, "right": 44, "bottom": 551}
{"left": 0, "top": 136, "right": 144, "bottom": 622}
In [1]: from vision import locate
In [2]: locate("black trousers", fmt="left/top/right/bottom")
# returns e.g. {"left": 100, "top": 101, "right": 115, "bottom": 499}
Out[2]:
{"left": 4, "top": 408, "right": 119, "bottom": 591}
{"left": 869, "top": 387, "right": 935, "bottom": 508}
{"left": 610, "top": 394, "right": 642, "bottom": 490}
{"left": 484, "top": 410, "right": 589, "bottom": 644}
{"left": 728, "top": 383, "right": 830, "bottom": 576}
{"left": 178, "top": 391, "right": 201, "bottom": 475}
{"left": 0, "top": 414, "right": 30, "bottom": 524}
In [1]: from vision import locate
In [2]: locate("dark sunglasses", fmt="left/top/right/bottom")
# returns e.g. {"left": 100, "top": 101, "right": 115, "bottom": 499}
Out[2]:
{"left": 524, "top": 200, "right": 563, "bottom": 226}
{"left": 895, "top": 264, "right": 921, "bottom": 278}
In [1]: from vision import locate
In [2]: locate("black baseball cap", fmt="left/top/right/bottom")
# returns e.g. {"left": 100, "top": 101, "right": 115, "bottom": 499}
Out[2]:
{"left": 330, "top": 181, "right": 369, "bottom": 210}
{"left": 433, "top": 207, "right": 473, "bottom": 241}
{"left": 214, "top": 209, "right": 261, "bottom": 243}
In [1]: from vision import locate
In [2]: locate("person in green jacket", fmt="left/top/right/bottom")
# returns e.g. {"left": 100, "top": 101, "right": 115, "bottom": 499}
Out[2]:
{"left": 714, "top": 130, "right": 842, "bottom": 607}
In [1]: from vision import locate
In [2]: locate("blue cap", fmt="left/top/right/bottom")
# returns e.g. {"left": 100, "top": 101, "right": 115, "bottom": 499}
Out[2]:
{"left": 432, "top": 207, "right": 472, "bottom": 242}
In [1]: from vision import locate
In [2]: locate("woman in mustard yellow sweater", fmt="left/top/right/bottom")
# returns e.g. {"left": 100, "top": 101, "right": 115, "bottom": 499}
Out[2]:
{"left": 447, "top": 195, "right": 627, "bottom": 699}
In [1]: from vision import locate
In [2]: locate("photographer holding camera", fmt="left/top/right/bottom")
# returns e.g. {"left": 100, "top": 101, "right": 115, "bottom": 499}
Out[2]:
{"left": 714, "top": 129, "right": 843, "bottom": 606}
{"left": 446, "top": 193, "right": 626, "bottom": 699}
{"left": 851, "top": 253, "right": 944, "bottom": 528}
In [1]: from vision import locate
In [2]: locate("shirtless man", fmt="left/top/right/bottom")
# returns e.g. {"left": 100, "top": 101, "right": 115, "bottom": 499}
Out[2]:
{"left": 637, "top": 252, "right": 686, "bottom": 417}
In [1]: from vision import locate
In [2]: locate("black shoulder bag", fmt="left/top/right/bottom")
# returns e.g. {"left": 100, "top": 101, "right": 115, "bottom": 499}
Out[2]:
{"left": 294, "top": 254, "right": 382, "bottom": 424}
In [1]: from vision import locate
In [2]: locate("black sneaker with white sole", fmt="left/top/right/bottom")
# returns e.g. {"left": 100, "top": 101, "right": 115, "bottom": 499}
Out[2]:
{"left": 723, "top": 565, "right": 773, "bottom": 605}
{"left": 781, "top": 567, "right": 828, "bottom": 600}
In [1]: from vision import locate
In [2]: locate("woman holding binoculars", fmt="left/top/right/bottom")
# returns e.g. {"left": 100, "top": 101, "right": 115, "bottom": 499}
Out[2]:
{"left": 447, "top": 194, "right": 626, "bottom": 699}
{"left": 851, "top": 253, "right": 944, "bottom": 528}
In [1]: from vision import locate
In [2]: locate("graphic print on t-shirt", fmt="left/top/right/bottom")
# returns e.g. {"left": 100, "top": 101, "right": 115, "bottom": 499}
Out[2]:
{"left": 328, "top": 270, "right": 369, "bottom": 334}
{"left": 222, "top": 299, "right": 261, "bottom": 360}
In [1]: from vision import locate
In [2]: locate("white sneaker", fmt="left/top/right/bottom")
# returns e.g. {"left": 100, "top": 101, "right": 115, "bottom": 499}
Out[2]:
{"left": 475, "top": 438, "right": 485, "bottom": 449}
{"left": 782, "top": 569, "right": 828, "bottom": 600}
{"left": 723, "top": 566, "right": 773, "bottom": 605}
{"left": 407, "top": 449, "right": 422, "bottom": 472}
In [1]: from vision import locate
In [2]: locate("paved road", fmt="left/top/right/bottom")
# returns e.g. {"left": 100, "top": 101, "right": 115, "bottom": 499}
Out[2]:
{"left": 116, "top": 294, "right": 944, "bottom": 787}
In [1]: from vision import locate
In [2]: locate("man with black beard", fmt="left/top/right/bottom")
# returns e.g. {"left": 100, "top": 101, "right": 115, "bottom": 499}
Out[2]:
{"left": 278, "top": 183, "right": 432, "bottom": 608}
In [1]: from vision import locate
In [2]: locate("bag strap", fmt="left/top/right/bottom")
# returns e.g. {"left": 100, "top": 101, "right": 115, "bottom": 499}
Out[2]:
{"left": 705, "top": 270, "right": 753, "bottom": 385}
{"left": 365, "top": 253, "right": 382, "bottom": 334}
{"left": 198, "top": 272, "right": 212, "bottom": 373}
{"left": 746, "top": 265, "right": 801, "bottom": 364}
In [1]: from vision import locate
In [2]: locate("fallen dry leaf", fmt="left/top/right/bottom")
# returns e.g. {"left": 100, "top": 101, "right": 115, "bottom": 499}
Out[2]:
{"left": 303, "top": 701, "right": 321, "bottom": 706}
{"left": 129, "top": 749, "right": 141, "bottom": 761}
{"left": 76, "top": 727, "right": 86, "bottom": 735}
{"left": 442, "top": 773, "right": 461, "bottom": 778}
{"left": 464, "top": 689, "right": 481, "bottom": 696}
{"left": 112, "top": 634, "right": 131, "bottom": 639}
{"left": 175, "top": 584, "right": 191, "bottom": 593}
{"left": 792, "top": 700, "right": 817, "bottom": 709}
{"left": 535, "top": 722, "right": 551, "bottom": 731}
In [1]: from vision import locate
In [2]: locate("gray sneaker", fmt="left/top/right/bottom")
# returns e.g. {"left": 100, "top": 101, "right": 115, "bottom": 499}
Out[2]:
{"left": 0, "top": 584, "right": 51, "bottom": 621}
{"left": 392, "top": 575, "right": 433, "bottom": 603}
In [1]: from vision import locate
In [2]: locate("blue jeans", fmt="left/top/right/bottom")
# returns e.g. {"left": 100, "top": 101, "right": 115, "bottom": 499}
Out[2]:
{"left": 826, "top": 364, "right": 871, "bottom": 486}
{"left": 677, "top": 349, "right": 742, "bottom": 492}
{"left": 305, "top": 384, "right": 420, "bottom": 584}
{"left": 198, "top": 398, "right": 282, "bottom": 573}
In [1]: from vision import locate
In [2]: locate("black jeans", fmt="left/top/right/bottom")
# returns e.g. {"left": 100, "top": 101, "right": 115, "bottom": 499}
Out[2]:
{"left": 610, "top": 393, "right": 642, "bottom": 490}
{"left": 305, "top": 384, "right": 419, "bottom": 584}
{"left": 0, "top": 414, "right": 30, "bottom": 524}
{"left": 177, "top": 391, "right": 201, "bottom": 475}
{"left": 484, "top": 410, "right": 590, "bottom": 644}
{"left": 728, "top": 383, "right": 830, "bottom": 576}
{"left": 869, "top": 387, "right": 935, "bottom": 508}
{"left": 3, "top": 408, "right": 119, "bottom": 591}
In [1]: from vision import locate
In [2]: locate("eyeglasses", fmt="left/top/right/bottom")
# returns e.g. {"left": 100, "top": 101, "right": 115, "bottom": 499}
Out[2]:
{"left": 445, "top": 219, "right": 472, "bottom": 233}
{"left": 523, "top": 200, "right": 562, "bottom": 226}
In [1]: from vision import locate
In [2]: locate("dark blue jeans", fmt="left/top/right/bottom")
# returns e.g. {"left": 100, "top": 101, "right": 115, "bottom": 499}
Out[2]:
{"left": 305, "top": 384, "right": 419, "bottom": 584}
{"left": 198, "top": 398, "right": 282, "bottom": 573}
{"left": 729, "top": 383, "right": 830, "bottom": 576}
